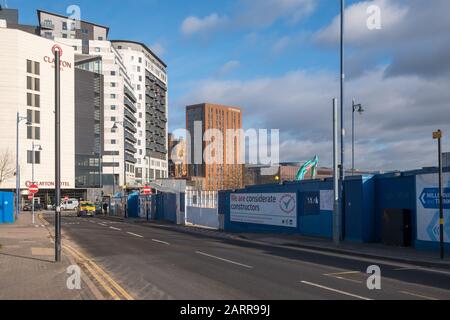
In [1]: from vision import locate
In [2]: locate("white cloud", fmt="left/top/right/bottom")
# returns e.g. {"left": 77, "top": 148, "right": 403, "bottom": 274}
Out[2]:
{"left": 216, "top": 60, "right": 240, "bottom": 77}
{"left": 181, "top": 13, "right": 228, "bottom": 36}
{"left": 237, "top": 0, "right": 317, "bottom": 28}
{"left": 150, "top": 43, "right": 165, "bottom": 57}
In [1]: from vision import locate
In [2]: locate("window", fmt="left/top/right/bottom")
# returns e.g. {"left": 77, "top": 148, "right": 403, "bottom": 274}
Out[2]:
{"left": 34, "top": 78, "right": 40, "bottom": 91}
{"left": 111, "top": 117, "right": 116, "bottom": 121}
{"left": 27, "top": 110, "right": 33, "bottom": 123}
{"left": 98, "top": 36, "right": 103, "bottom": 40}
{"left": 111, "top": 140, "right": 117, "bottom": 145}
{"left": 34, "top": 111, "right": 40, "bottom": 124}
{"left": 62, "top": 34, "right": 68, "bottom": 39}
{"left": 27, "top": 151, "right": 41, "bottom": 164}
{"left": 34, "top": 62, "right": 40, "bottom": 75}
{"left": 95, "top": 47, "right": 101, "bottom": 52}
{"left": 111, "top": 105, "right": 116, "bottom": 110}
{"left": 139, "top": 76, "right": 142, "bottom": 82}
{"left": 27, "top": 126, "right": 40, "bottom": 140}
{"left": 27, "top": 76, "right": 33, "bottom": 90}
{"left": 34, "top": 95, "right": 40, "bottom": 108}
{"left": 27, "top": 60, "right": 32, "bottom": 73}
{"left": 139, "top": 57, "right": 142, "bottom": 63}
{"left": 111, "top": 82, "right": 116, "bottom": 87}
{"left": 110, "top": 94, "right": 116, "bottom": 99}
{"left": 27, "top": 93, "right": 33, "bottom": 106}
{"left": 62, "top": 22, "right": 67, "bottom": 30}
{"left": 110, "top": 71, "right": 116, "bottom": 76}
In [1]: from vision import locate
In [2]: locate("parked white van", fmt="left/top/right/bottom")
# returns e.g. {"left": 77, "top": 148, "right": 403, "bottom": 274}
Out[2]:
{"left": 60, "top": 199, "right": 79, "bottom": 211}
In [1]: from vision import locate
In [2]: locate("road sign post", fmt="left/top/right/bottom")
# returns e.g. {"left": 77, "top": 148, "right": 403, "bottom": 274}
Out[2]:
{"left": 433, "top": 130, "right": 445, "bottom": 260}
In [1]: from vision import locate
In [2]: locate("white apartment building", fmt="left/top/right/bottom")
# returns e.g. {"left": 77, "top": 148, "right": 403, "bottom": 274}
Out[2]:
{"left": 112, "top": 41, "right": 169, "bottom": 183}
{"left": 37, "top": 11, "right": 140, "bottom": 189}
{"left": 0, "top": 27, "right": 75, "bottom": 194}
{"left": 37, "top": 10, "right": 168, "bottom": 189}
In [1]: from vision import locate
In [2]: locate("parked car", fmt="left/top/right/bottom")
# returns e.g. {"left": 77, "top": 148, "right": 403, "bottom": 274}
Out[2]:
{"left": 60, "top": 199, "right": 79, "bottom": 211}
{"left": 23, "top": 203, "right": 43, "bottom": 211}
{"left": 77, "top": 201, "right": 96, "bottom": 217}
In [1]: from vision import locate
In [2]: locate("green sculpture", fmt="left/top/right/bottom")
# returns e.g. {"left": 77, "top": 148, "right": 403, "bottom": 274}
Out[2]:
{"left": 296, "top": 156, "right": 319, "bottom": 181}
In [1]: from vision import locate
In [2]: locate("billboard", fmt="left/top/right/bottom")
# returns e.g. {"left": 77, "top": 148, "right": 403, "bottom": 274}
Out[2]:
{"left": 230, "top": 193, "right": 297, "bottom": 228}
{"left": 416, "top": 173, "right": 450, "bottom": 243}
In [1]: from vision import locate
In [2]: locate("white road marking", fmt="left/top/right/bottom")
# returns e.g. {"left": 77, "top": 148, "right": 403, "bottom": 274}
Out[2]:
{"left": 300, "top": 281, "right": 373, "bottom": 300}
{"left": 324, "top": 271, "right": 360, "bottom": 276}
{"left": 152, "top": 239, "right": 170, "bottom": 245}
{"left": 110, "top": 227, "right": 122, "bottom": 231}
{"left": 127, "top": 232, "right": 144, "bottom": 238}
{"left": 399, "top": 291, "right": 439, "bottom": 300}
{"left": 196, "top": 251, "right": 253, "bottom": 269}
{"left": 98, "top": 223, "right": 107, "bottom": 227}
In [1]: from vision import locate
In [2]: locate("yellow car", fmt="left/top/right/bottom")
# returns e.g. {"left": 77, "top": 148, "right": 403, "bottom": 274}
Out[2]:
{"left": 77, "top": 201, "right": 96, "bottom": 217}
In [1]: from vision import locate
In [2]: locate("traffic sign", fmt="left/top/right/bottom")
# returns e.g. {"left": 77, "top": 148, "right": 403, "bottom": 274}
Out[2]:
{"left": 28, "top": 184, "right": 39, "bottom": 195}
{"left": 143, "top": 186, "right": 152, "bottom": 195}
{"left": 28, "top": 195, "right": 33, "bottom": 201}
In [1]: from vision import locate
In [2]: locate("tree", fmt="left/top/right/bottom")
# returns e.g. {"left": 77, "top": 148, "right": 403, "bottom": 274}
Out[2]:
{"left": 0, "top": 150, "right": 15, "bottom": 185}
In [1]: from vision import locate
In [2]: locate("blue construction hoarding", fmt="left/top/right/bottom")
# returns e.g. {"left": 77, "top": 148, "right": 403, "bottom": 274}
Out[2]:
{"left": 0, "top": 192, "right": 14, "bottom": 224}
{"left": 218, "top": 168, "right": 450, "bottom": 253}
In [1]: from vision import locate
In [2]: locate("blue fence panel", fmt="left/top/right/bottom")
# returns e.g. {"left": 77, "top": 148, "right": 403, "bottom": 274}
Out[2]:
{"left": 0, "top": 192, "right": 14, "bottom": 224}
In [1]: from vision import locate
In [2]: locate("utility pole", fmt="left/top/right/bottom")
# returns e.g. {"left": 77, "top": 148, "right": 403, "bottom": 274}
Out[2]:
{"left": 339, "top": 0, "right": 346, "bottom": 240}
{"left": 433, "top": 130, "right": 445, "bottom": 260}
{"left": 54, "top": 48, "right": 62, "bottom": 262}
{"left": 333, "top": 98, "right": 340, "bottom": 244}
{"left": 352, "top": 100, "right": 364, "bottom": 176}
{"left": 16, "top": 113, "right": 29, "bottom": 219}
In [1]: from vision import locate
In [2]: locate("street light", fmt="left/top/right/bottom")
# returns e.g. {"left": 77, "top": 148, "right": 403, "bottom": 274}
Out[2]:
{"left": 31, "top": 141, "right": 42, "bottom": 225}
{"left": 16, "top": 113, "right": 31, "bottom": 219}
{"left": 352, "top": 100, "right": 364, "bottom": 176}
{"left": 112, "top": 121, "right": 127, "bottom": 217}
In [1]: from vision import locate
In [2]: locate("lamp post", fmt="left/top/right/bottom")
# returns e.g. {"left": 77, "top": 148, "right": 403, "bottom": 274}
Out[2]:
{"left": 433, "top": 130, "right": 444, "bottom": 260}
{"left": 352, "top": 100, "right": 364, "bottom": 176}
{"left": 339, "top": 0, "right": 346, "bottom": 241}
{"left": 112, "top": 121, "right": 127, "bottom": 217}
{"left": 16, "top": 114, "right": 31, "bottom": 219}
{"left": 31, "top": 141, "right": 42, "bottom": 225}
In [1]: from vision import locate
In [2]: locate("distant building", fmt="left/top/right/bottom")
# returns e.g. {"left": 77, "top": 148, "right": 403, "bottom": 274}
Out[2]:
{"left": 443, "top": 152, "right": 450, "bottom": 168}
{"left": 168, "top": 133, "right": 186, "bottom": 178}
{"left": 244, "top": 163, "right": 374, "bottom": 187}
{"left": 186, "top": 103, "right": 244, "bottom": 191}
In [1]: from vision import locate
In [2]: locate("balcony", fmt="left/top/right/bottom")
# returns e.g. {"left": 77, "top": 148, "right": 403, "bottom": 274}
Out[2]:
{"left": 124, "top": 153, "right": 137, "bottom": 164}
{"left": 125, "top": 142, "right": 137, "bottom": 154}
{"left": 124, "top": 131, "right": 137, "bottom": 143}
{"left": 124, "top": 108, "right": 137, "bottom": 123}
{"left": 124, "top": 119, "right": 137, "bottom": 134}
{"left": 124, "top": 96, "right": 137, "bottom": 113}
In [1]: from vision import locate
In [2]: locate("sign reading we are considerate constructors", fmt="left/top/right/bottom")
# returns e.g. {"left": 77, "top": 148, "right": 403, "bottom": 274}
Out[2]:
{"left": 230, "top": 193, "right": 297, "bottom": 228}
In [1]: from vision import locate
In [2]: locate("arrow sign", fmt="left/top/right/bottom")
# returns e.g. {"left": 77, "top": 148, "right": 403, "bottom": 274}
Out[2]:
{"left": 426, "top": 212, "right": 450, "bottom": 242}
{"left": 419, "top": 188, "right": 450, "bottom": 209}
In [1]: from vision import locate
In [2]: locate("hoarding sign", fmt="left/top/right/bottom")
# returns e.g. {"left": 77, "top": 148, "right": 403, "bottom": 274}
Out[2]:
{"left": 303, "top": 191, "right": 320, "bottom": 215}
{"left": 230, "top": 193, "right": 297, "bottom": 228}
{"left": 416, "top": 173, "right": 450, "bottom": 243}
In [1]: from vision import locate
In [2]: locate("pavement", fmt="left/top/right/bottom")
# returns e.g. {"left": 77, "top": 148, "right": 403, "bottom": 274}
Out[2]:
{"left": 0, "top": 212, "right": 95, "bottom": 300}
{"left": 41, "top": 212, "right": 450, "bottom": 300}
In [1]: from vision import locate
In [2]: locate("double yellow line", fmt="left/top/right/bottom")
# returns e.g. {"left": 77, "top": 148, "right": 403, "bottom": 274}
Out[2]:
{"left": 38, "top": 213, "right": 134, "bottom": 300}
{"left": 64, "top": 244, "right": 134, "bottom": 300}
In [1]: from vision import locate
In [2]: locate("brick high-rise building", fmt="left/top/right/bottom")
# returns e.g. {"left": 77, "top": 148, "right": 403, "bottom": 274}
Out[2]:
{"left": 186, "top": 103, "right": 244, "bottom": 191}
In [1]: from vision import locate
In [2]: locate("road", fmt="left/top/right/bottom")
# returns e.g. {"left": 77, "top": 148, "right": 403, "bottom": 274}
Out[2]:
{"left": 44, "top": 212, "right": 450, "bottom": 300}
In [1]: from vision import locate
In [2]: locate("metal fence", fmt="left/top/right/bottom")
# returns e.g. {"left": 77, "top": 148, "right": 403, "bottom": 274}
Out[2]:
{"left": 185, "top": 189, "right": 218, "bottom": 209}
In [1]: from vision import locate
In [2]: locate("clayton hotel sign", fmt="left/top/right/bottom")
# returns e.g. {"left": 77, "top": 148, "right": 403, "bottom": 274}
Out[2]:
{"left": 43, "top": 44, "right": 72, "bottom": 70}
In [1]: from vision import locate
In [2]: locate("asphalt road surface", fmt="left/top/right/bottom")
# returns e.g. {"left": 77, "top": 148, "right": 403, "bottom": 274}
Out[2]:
{"left": 44, "top": 212, "right": 450, "bottom": 300}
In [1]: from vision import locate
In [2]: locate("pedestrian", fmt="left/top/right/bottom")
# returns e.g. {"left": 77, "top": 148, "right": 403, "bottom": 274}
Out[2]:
{"left": 103, "top": 202, "right": 108, "bottom": 216}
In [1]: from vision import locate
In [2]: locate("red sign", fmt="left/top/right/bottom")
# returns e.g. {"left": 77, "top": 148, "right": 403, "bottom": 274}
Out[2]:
{"left": 28, "top": 184, "right": 39, "bottom": 195}
{"left": 28, "top": 195, "right": 33, "bottom": 200}
{"left": 143, "top": 186, "right": 152, "bottom": 195}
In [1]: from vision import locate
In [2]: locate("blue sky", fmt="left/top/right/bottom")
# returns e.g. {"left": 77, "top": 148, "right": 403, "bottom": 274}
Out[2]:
{"left": 6, "top": 0, "right": 450, "bottom": 170}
